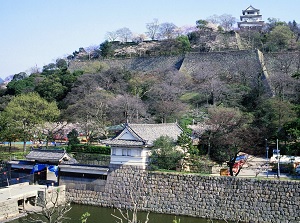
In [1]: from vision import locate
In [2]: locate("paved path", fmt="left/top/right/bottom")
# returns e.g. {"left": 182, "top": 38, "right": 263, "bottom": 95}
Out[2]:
{"left": 212, "top": 156, "right": 298, "bottom": 179}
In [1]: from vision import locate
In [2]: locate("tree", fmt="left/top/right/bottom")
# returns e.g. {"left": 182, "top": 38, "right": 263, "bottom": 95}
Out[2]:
{"left": 84, "top": 45, "right": 99, "bottom": 60}
{"left": 105, "top": 31, "right": 118, "bottom": 42}
{"left": 67, "top": 129, "right": 80, "bottom": 146}
{"left": 264, "top": 17, "right": 286, "bottom": 32}
{"left": 194, "top": 106, "right": 259, "bottom": 176}
{"left": 55, "top": 58, "right": 68, "bottom": 70}
{"left": 145, "top": 18, "right": 160, "bottom": 40}
{"left": 146, "top": 69, "right": 188, "bottom": 122}
{"left": 27, "top": 187, "right": 72, "bottom": 223}
{"left": 196, "top": 19, "right": 209, "bottom": 30}
{"left": 0, "top": 112, "right": 21, "bottom": 152}
{"left": 259, "top": 98, "right": 296, "bottom": 137}
{"left": 12, "top": 72, "right": 27, "bottom": 81}
{"left": 266, "top": 25, "right": 295, "bottom": 51}
{"left": 158, "top": 22, "right": 177, "bottom": 39}
{"left": 218, "top": 14, "right": 236, "bottom": 31}
{"left": 35, "top": 77, "right": 67, "bottom": 102}
{"left": 177, "top": 132, "right": 197, "bottom": 155}
{"left": 176, "top": 35, "right": 191, "bottom": 53}
{"left": 6, "top": 76, "right": 35, "bottom": 95}
{"left": 288, "top": 20, "right": 300, "bottom": 42}
{"left": 108, "top": 94, "right": 147, "bottom": 124}
{"left": 116, "top": 27, "right": 133, "bottom": 43}
{"left": 99, "top": 40, "right": 113, "bottom": 58}
{"left": 206, "top": 14, "right": 236, "bottom": 31}
{"left": 3, "top": 92, "right": 60, "bottom": 152}
{"left": 206, "top": 14, "right": 220, "bottom": 25}
{"left": 132, "top": 33, "right": 146, "bottom": 43}
{"left": 64, "top": 90, "right": 111, "bottom": 142}
{"left": 284, "top": 105, "right": 300, "bottom": 155}
{"left": 269, "top": 53, "right": 299, "bottom": 101}
{"left": 149, "top": 136, "right": 184, "bottom": 170}
{"left": 42, "top": 63, "right": 57, "bottom": 76}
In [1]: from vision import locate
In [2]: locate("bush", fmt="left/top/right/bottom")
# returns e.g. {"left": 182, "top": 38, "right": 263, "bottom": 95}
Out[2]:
{"left": 271, "top": 163, "right": 294, "bottom": 174}
{"left": 67, "top": 144, "right": 110, "bottom": 155}
{"left": 149, "top": 136, "right": 184, "bottom": 170}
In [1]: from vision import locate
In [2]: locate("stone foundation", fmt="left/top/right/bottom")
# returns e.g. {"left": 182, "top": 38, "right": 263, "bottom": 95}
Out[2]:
{"left": 66, "top": 166, "right": 300, "bottom": 223}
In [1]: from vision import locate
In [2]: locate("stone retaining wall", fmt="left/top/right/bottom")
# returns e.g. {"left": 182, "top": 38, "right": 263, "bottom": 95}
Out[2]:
{"left": 0, "top": 199, "right": 19, "bottom": 222}
{"left": 66, "top": 166, "right": 300, "bottom": 223}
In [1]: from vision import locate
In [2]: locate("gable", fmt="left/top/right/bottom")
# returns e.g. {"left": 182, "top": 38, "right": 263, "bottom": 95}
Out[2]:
{"left": 118, "top": 129, "right": 139, "bottom": 140}
{"left": 115, "top": 126, "right": 144, "bottom": 142}
{"left": 244, "top": 5, "right": 259, "bottom": 12}
{"left": 102, "top": 123, "right": 183, "bottom": 147}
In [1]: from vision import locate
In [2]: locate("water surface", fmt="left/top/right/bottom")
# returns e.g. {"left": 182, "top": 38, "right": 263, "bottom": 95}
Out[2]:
{"left": 10, "top": 204, "right": 230, "bottom": 223}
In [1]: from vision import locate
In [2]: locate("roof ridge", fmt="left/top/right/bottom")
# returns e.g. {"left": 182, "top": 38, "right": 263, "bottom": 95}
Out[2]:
{"left": 30, "top": 148, "right": 65, "bottom": 153}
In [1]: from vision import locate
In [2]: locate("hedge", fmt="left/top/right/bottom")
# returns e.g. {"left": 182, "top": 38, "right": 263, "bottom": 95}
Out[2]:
{"left": 66, "top": 144, "right": 110, "bottom": 155}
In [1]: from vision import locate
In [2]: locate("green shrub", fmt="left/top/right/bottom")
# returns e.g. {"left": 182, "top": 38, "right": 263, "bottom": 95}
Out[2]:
{"left": 67, "top": 144, "right": 110, "bottom": 155}
{"left": 271, "top": 163, "right": 294, "bottom": 173}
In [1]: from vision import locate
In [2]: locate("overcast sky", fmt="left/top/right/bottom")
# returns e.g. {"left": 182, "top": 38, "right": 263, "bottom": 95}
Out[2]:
{"left": 1, "top": 0, "right": 300, "bottom": 80}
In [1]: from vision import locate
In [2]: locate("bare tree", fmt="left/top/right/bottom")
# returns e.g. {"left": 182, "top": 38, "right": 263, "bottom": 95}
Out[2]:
{"left": 27, "top": 187, "right": 71, "bottom": 223}
{"left": 145, "top": 18, "right": 160, "bottom": 40}
{"left": 105, "top": 31, "right": 118, "bottom": 42}
{"left": 132, "top": 33, "right": 147, "bottom": 43}
{"left": 219, "top": 14, "right": 237, "bottom": 31}
{"left": 84, "top": 45, "right": 98, "bottom": 60}
{"left": 108, "top": 94, "right": 147, "bottom": 124}
{"left": 158, "top": 22, "right": 177, "bottom": 40}
{"left": 206, "top": 14, "right": 236, "bottom": 31}
{"left": 64, "top": 90, "right": 112, "bottom": 142}
{"left": 191, "top": 70, "right": 228, "bottom": 106}
{"left": 111, "top": 193, "right": 150, "bottom": 223}
{"left": 269, "top": 53, "right": 300, "bottom": 101}
{"left": 116, "top": 27, "right": 133, "bottom": 43}
{"left": 206, "top": 14, "right": 220, "bottom": 25}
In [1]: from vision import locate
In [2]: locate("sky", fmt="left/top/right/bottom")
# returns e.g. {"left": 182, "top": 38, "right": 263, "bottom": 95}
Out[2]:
{"left": 1, "top": 0, "right": 300, "bottom": 80}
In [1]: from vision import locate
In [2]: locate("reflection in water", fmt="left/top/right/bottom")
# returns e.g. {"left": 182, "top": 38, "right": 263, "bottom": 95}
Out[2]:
{"left": 9, "top": 204, "right": 230, "bottom": 223}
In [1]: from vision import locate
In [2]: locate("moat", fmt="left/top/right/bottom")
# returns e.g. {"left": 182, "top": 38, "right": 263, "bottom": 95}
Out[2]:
{"left": 9, "top": 204, "right": 230, "bottom": 223}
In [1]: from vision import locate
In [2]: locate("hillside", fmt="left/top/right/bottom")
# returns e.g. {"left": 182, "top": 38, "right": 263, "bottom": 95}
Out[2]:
{"left": 1, "top": 24, "right": 300, "bottom": 161}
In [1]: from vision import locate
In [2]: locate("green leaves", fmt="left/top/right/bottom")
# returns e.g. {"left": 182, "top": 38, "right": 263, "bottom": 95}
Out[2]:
{"left": 1, "top": 92, "right": 60, "bottom": 151}
{"left": 149, "top": 136, "right": 184, "bottom": 170}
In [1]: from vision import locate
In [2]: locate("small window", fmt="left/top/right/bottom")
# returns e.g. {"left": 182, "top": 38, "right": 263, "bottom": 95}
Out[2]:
{"left": 112, "top": 148, "right": 116, "bottom": 155}
{"left": 122, "top": 149, "right": 127, "bottom": 156}
{"left": 127, "top": 149, "right": 131, "bottom": 156}
{"left": 136, "top": 149, "right": 141, "bottom": 157}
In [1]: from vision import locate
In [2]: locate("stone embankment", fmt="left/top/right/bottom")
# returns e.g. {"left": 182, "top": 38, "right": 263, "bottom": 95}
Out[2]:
{"left": 67, "top": 166, "right": 300, "bottom": 223}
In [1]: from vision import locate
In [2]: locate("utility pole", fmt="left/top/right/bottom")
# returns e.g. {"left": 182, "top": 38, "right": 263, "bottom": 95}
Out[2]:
{"left": 277, "top": 139, "right": 280, "bottom": 179}
{"left": 266, "top": 139, "right": 269, "bottom": 178}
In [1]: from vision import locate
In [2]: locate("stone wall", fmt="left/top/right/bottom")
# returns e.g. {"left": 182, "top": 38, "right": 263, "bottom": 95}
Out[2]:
{"left": 68, "top": 55, "right": 184, "bottom": 73}
{"left": 60, "top": 176, "right": 106, "bottom": 192}
{"left": 0, "top": 199, "right": 19, "bottom": 222}
{"left": 66, "top": 166, "right": 300, "bottom": 223}
{"left": 180, "top": 50, "right": 262, "bottom": 78}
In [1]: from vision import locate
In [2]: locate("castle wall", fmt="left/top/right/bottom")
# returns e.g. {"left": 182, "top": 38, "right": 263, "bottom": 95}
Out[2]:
{"left": 66, "top": 166, "right": 300, "bottom": 223}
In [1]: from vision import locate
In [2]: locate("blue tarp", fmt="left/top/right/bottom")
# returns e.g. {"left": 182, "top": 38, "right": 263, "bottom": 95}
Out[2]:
{"left": 48, "top": 165, "right": 59, "bottom": 177}
{"left": 235, "top": 155, "right": 248, "bottom": 161}
{"left": 31, "top": 164, "right": 58, "bottom": 177}
{"left": 31, "top": 164, "right": 47, "bottom": 174}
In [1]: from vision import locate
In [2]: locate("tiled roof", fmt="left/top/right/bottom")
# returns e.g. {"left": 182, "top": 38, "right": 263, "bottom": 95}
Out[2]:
{"left": 102, "top": 123, "right": 183, "bottom": 147}
{"left": 26, "top": 149, "right": 77, "bottom": 163}
{"left": 59, "top": 164, "right": 109, "bottom": 174}
{"left": 101, "top": 139, "right": 145, "bottom": 147}
{"left": 127, "top": 123, "right": 183, "bottom": 144}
